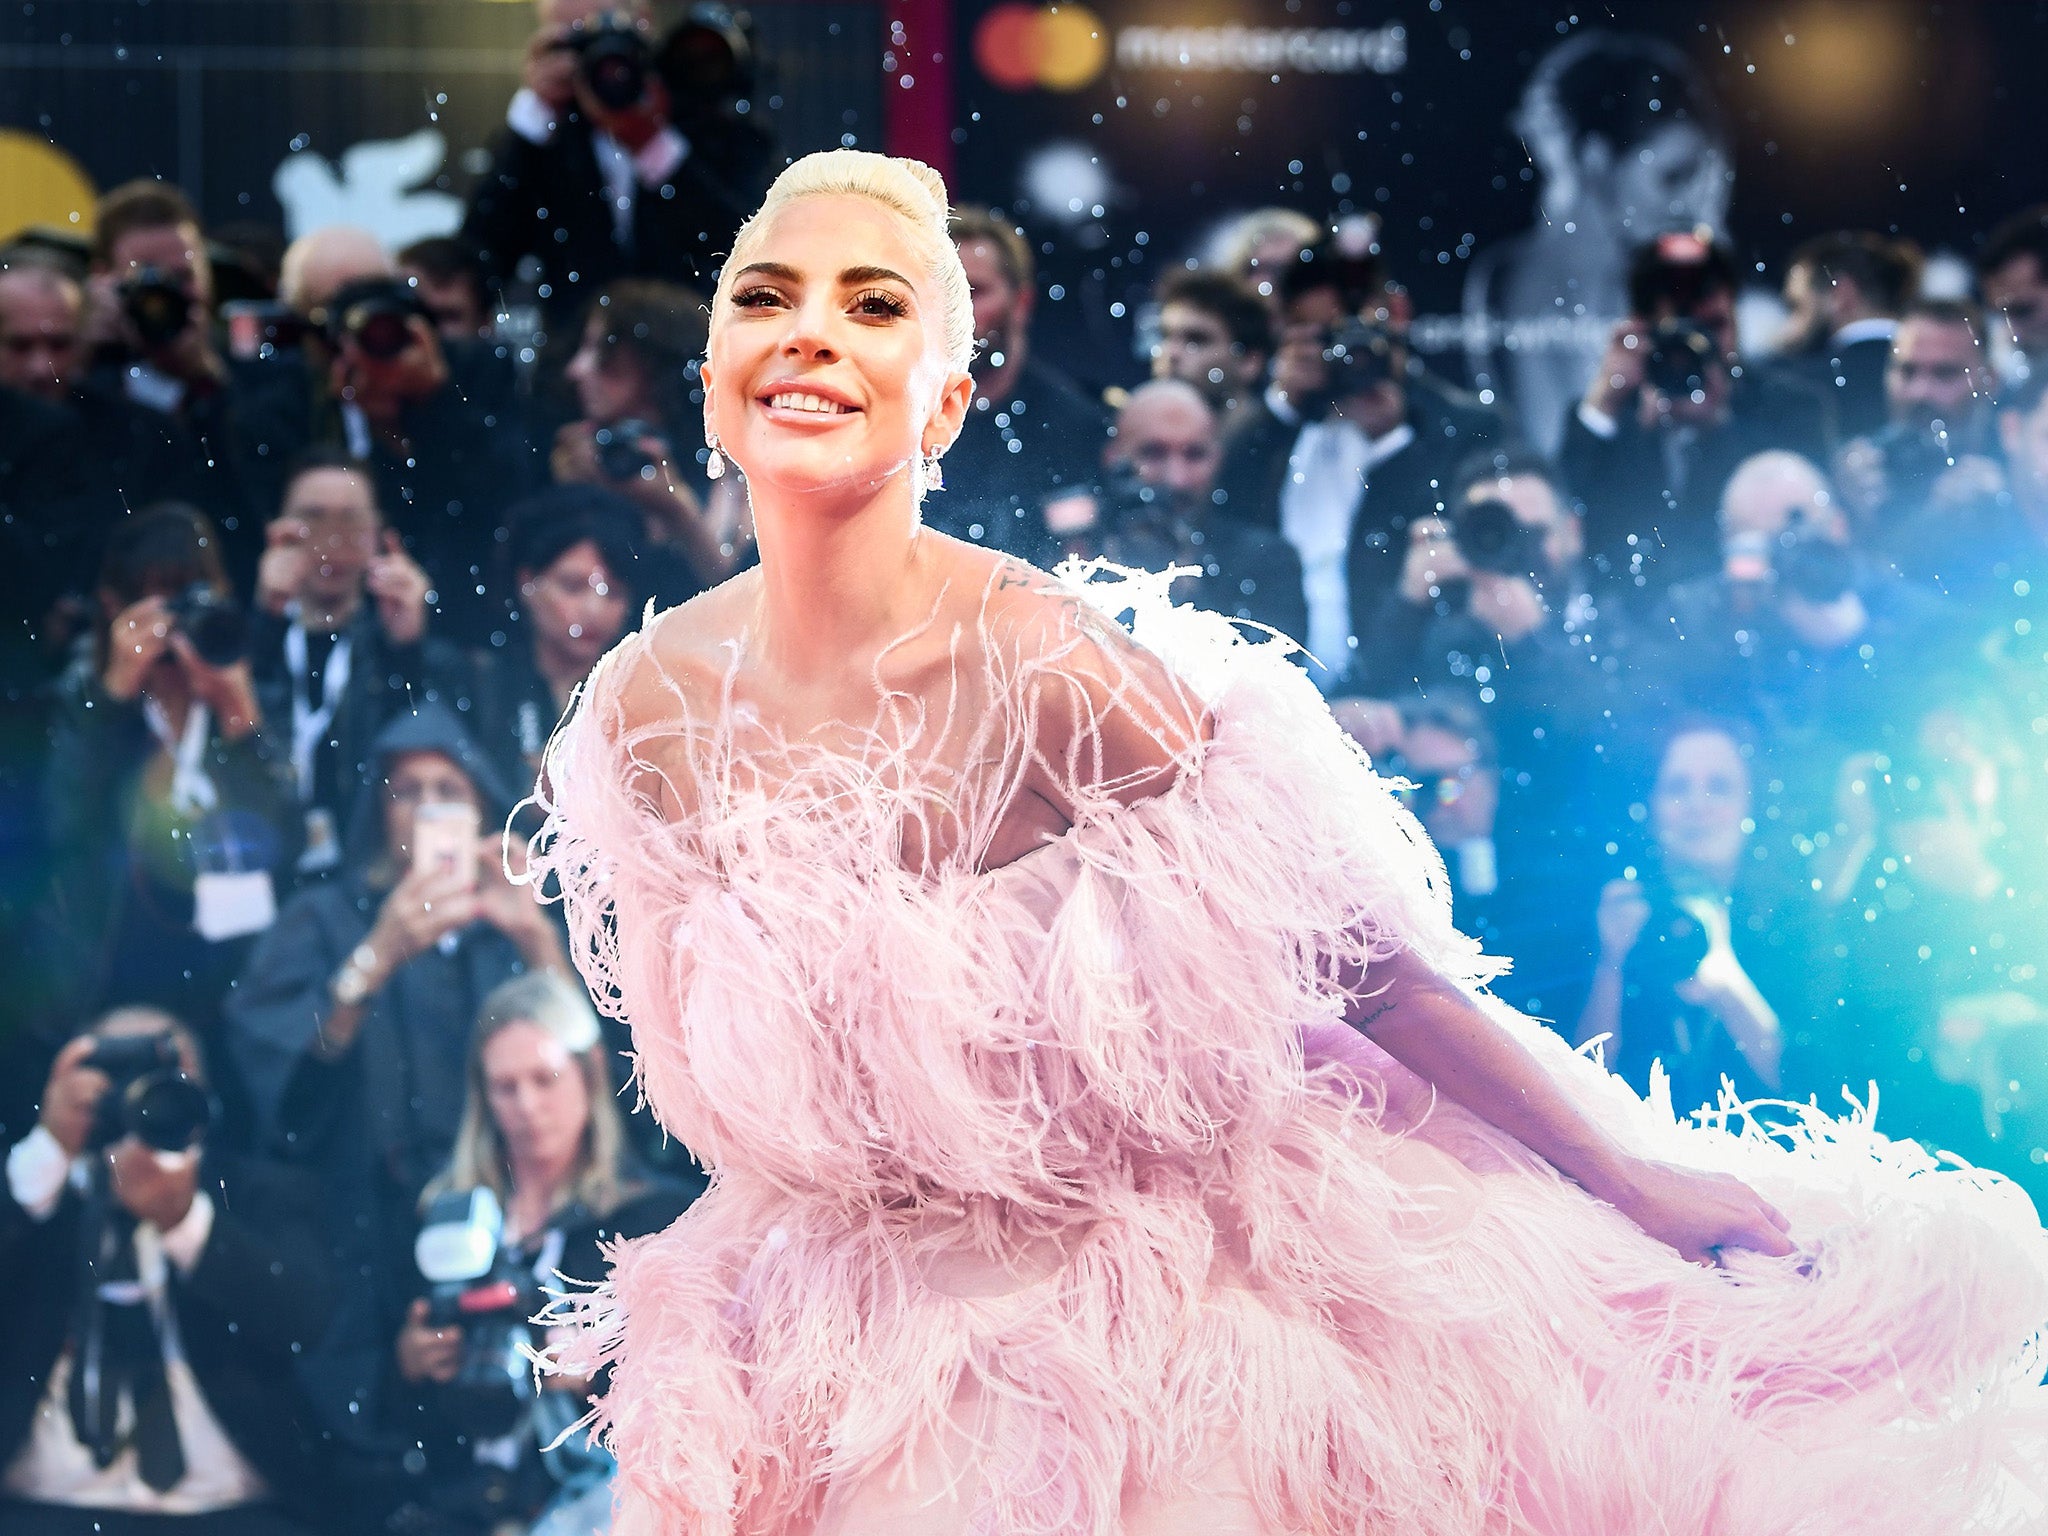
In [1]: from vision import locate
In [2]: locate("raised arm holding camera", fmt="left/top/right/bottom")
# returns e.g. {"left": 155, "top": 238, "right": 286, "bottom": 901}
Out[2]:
{"left": 37, "top": 506, "right": 299, "bottom": 1051}
{"left": 1560, "top": 232, "right": 1831, "bottom": 610}
{"left": 463, "top": 0, "right": 758, "bottom": 330}
{"left": 0, "top": 1008, "right": 332, "bottom": 1536}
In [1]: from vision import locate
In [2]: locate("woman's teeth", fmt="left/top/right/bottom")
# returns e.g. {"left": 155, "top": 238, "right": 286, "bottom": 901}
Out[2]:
{"left": 767, "top": 393, "right": 853, "bottom": 415}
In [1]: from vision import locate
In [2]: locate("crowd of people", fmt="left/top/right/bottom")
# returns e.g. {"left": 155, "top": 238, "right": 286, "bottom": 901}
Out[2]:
{"left": 0, "top": 6, "right": 2044, "bottom": 1533}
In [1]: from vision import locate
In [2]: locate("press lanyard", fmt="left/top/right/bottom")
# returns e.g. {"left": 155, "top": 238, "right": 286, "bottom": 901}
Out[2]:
{"left": 284, "top": 618, "right": 353, "bottom": 803}
{"left": 142, "top": 697, "right": 217, "bottom": 817}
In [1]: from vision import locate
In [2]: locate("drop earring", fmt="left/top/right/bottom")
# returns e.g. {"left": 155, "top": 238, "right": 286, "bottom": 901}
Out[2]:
{"left": 920, "top": 452, "right": 945, "bottom": 493}
{"left": 704, "top": 441, "right": 726, "bottom": 480}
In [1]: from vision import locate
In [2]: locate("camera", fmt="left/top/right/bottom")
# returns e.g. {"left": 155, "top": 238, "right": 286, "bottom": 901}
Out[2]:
{"left": 559, "top": 16, "right": 656, "bottom": 112}
{"left": 327, "top": 283, "right": 429, "bottom": 362}
{"left": 1777, "top": 535, "right": 1857, "bottom": 605}
{"left": 1321, "top": 317, "right": 1396, "bottom": 393}
{"left": 120, "top": 267, "right": 193, "bottom": 350}
{"left": 1643, "top": 318, "right": 1719, "bottom": 399}
{"left": 558, "top": 9, "right": 759, "bottom": 120}
{"left": 594, "top": 418, "right": 664, "bottom": 481}
{"left": 84, "top": 1032, "right": 211, "bottom": 1154}
{"left": 221, "top": 299, "right": 312, "bottom": 361}
{"left": 1623, "top": 881, "right": 1712, "bottom": 999}
{"left": 1448, "top": 498, "right": 1546, "bottom": 579}
{"left": 415, "top": 1188, "right": 544, "bottom": 1438}
{"left": 165, "top": 582, "right": 247, "bottom": 668}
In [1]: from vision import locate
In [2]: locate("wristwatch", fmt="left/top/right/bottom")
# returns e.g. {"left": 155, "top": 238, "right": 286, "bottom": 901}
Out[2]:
{"left": 331, "top": 940, "right": 381, "bottom": 1010}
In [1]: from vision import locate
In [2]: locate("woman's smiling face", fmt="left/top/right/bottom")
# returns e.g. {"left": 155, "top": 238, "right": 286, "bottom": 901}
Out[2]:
{"left": 702, "top": 193, "right": 971, "bottom": 502}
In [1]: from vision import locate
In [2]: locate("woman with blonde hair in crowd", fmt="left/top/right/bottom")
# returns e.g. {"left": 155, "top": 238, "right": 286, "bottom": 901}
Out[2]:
{"left": 391, "top": 971, "right": 697, "bottom": 1536}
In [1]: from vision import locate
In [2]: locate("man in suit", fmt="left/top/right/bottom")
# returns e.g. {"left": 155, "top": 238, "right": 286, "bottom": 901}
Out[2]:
{"left": 1835, "top": 299, "right": 2002, "bottom": 539}
{"left": 1215, "top": 231, "right": 1509, "bottom": 694}
{"left": 1776, "top": 230, "right": 1921, "bottom": 446}
{"left": 463, "top": 0, "right": 751, "bottom": 329}
{"left": 0, "top": 1008, "right": 333, "bottom": 1535}
{"left": 1047, "top": 379, "right": 1307, "bottom": 645}
{"left": 1559, "top": 232, "right": 1830, "bottom": 613}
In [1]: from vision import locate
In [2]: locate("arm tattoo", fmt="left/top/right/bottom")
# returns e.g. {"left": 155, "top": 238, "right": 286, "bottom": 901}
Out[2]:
{"left": 1353, "top": 998, "right": 1397, "bottom": 1032}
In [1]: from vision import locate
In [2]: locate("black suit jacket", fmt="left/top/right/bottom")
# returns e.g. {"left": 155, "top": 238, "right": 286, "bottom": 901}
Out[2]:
{"left": 0, "top": 1151, "right": 334, "bottom": 1520}
{"left": 463, "top": 112, "right": 750, "bottom": 324}
{"left": 1782, "top": 331, "right": 1892, "bottom": 447}
{"left": 1214, "top": 378, "right": 1505, "bottom": 681}
{"left": 1556, "top": 369, "right": 1830, "bottom": 608}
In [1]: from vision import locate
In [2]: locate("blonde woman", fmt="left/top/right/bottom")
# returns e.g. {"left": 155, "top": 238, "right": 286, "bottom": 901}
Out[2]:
{"left": 531, "top": 150, "right": 2048, "bottom": 1535}
{"left": 394, "top": 972, "right": 694, "bottom": 1536}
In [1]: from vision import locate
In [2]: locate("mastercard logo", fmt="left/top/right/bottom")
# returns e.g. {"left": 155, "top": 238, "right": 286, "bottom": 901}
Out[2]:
{"left": 973, "top": 3, "right": 1108, "bottom": 92}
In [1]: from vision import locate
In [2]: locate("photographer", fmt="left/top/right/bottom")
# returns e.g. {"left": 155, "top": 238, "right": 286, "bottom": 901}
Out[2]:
{"left": 225, "top": 705, "right": 570, "bottom": 1510}
{"left": 454, "top": 487, "right": 644, "bottom": 797}
{"left": 303, "top": 275, "right": 540, "bottom": 644}
{"left": 1655, "top": 451, "right": 1944, "bottom": 775}
{"left": 931, "top": 207, "right": 1112, "bottom": 561}
{"left": 1574, "top": 719, "right": 1824, "bottom": 1110}
{"left": 1833, "top": 299, "right": 2001, "bottom": 536}
{"left": 1046, "top": 379, "right": 1305, "bottom": 643}
{"left": 1215, "top": 229, "right": 1507, "bottom": 693}
{"left": 0, "top": 258, "right": 211, "bottom": 665}
{"left": 1148, "top": 268, "right": 1274, "bottom": 426}
{"left": 553, "top": 279, "right": 745, "bottom": 599}
{"left": 1560, "top": 232, "right": 1829, "bottom": 609}
{"left": 1775, "top": 231, "right": 1921, "bottom": 445}
{"left": 462, "top": 0, "right": 754, "bottom": 328}
{"left": 38, "top": 505, "right": 299, "bottom": 1057}
{"left": 386, "top": 973, "right": 694, "bottom": 1536}
{"left": 247, "top": 451, "right": 466, "bottom": 883}
{"left": 0, "top": 1007, "right": 332, "bottom": 1536}
{"left": 83, "top": 182, "right": 254, "bottom": 570}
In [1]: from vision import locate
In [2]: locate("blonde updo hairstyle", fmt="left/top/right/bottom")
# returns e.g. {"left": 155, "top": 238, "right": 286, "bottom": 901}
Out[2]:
{"left": 710, "top": 149, "right": 977, "bottom": 386}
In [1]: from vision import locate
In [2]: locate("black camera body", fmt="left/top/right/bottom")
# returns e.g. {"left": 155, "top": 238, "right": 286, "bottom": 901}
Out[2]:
{"left": 595, "top": 418, "right": 664, "bottom": 481}
{"left": 416, "top": 1190, "right": 544, "bottom": 1439}
{"left": 1322, "top": 317, "right": 1396, "bottom": 393}
{"left": 120, "top": 267, "right": 194, "bottom": 350}
{"left": 1449, "top": 498, "right": 1547, "bottom": 580}
{"left": 1624, "top": 879, "right": 1713, "bottom": 999}
{"left": 326, "top": 282, "right": 429, "bottom": 362}
{"left": 84, "top": 1032, "right": 211, "bottom": 1154}
{"left": 1644, "top": 319, "right": 1719, "bottom": 399}
{"left": 559, "top": 17, "right": 656, "bottom": 113}
{"left": 166, "top": 582, "right": 247, "bottom": 668}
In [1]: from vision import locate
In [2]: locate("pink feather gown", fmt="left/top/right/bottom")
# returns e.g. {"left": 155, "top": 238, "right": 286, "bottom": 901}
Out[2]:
{"left": 528, "top": 562, "right": 2048, "bottom": 1535}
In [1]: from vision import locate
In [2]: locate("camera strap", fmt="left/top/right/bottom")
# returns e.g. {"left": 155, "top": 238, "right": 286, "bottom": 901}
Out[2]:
{"left": 142, "top": 698, "right": 218, "bottom": 817}
{"left": 284, "top": 618, "right": 354, "bottom": 804}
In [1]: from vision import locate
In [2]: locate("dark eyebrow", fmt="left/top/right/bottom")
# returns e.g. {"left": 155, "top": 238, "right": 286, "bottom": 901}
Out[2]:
{"left": 729, "top": 261, "right": 915, "bottom": 291}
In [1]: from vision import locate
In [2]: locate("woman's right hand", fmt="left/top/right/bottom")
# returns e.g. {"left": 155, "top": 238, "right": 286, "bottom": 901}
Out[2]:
{"left": 1595, "top": 877, "right": 1651, "bottom": 967}
{"left": 397, "top": 1297, "right": 463, "bottom": 1384}
{"left": 102, "top": 595, "right": 174, "bottom": 701}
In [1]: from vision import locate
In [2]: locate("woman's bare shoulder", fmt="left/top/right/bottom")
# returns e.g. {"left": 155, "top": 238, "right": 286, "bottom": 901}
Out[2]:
{"left": 607, "top": 570, "right": 762, "bottom": 735}
{"left": 973, "top": 551, "right": 1211, "bottom": 792}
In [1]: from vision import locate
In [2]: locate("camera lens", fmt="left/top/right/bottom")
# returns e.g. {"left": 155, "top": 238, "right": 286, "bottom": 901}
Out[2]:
{"left": 126, "top": 1072, "right": 211, "bottom": 1152}
{"left": 1645, "top": 320, "right": 1717, "bottom": 398}
{"left": 1451, "top": 498, "right": 1544, "bottom": 578}
{"left": 579, "top": 26, "right": 651, "bottom": 112}
{"left": 122, "top": 268, "right": 193, "bottom": 350}
{"left": 348, "top": 306, "right": 416, "bottom": 361}
{"left": 169, "top": 583, "right": 248, "bottom": 668}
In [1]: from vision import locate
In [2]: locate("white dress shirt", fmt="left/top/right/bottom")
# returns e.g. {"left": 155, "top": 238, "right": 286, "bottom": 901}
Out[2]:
{"left": 505, "top": 86, "right": 689, "bottom": 248}
{"left": 2, "top": 1128, "right": 268, "bottom": 1514}
{"left": 1278, "top": 417, "right": 1415, "bottom": 689}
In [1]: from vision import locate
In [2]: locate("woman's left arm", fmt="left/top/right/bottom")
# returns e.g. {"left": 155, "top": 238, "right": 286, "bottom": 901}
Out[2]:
{"left": 1353, "top": 946, "right": 1796, "bottom": 1265}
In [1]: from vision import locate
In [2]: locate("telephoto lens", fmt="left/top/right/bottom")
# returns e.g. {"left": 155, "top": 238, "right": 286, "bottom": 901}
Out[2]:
{"left": 576, "top": 18, "right": 653, "bottom": 111}
{"left": 1644, "top": 319, "right": 1718, "bottom": 399}
{"left": 167, "top": 582, "right": 248, "bottom": 668}
{"left": 83, "top": 1032, "right": 211, "bottom": 1153}
{"left": 121, "top": 267, "right": 193, "bottom": 349}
